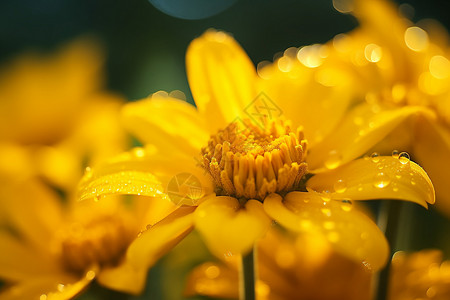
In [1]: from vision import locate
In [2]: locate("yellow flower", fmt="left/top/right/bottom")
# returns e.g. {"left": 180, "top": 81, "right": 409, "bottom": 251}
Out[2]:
{"left": 260, "top": 0, "right": 450, "bottom": 215}
{"left": 0, "top": 174, "right": 178, "bottom": 299}
{"left": 79, "top": 30, "right": 434, "bottom": 272}
{"left": 389, "top": 249, "right": 450, "bottom": 300}
{"left": 0, "top": 37, "right": 129, "bottom": 192}
{"left": 185, "top": 228, "right": 372, "bottom": 300}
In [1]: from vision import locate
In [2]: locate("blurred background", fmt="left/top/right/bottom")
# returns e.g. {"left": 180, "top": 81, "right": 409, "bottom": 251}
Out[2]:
{"left": 1, "top": 0, "right": 450, "bottom": 299}
{"left": 1, "top": 0, "right": 448, "bottom": 102}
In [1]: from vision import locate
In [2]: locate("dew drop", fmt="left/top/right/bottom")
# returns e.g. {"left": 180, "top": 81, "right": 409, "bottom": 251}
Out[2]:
{"left": 333, "top": 179, "right": 347, "bottom": 193}
{"left": 411, "top": 179, "right": 416, "bottom": 186}
{"left": 146, "top": 224, "right": 153, "bottom": 230}
{"left": 373, "top": 172, "right": 391, "bottom": 188}
{"left": 325, "top": 150, "right": 342, "bottom": 169}
{"left": 320, "top": 195, "right": 330, "bottom": 203}
{"left": 398, "top": 152, "right": 410, "bottom": 164}
{"left": 371, "top": 152, "right": 380, "bottom": 163}
{"left": 321, "top": 208, "right": 332, "bottom": 216}
{"left": 85, "top": 270, "right": 96, "bottom": 280}
{"left": 57, "top": 284, "right": 65, "bottom": 292}
{"left": 392, "top": 150, "right": 399, "bottom": 158}
{"left": 40, "top": 295, "right": 48, "bottom": 300}
{"left": 393, "top": 186, "right": 399, "bottom": 192}
{"left": 357, "top": 184, "right": 363, "bottom": 192}
{"left": 341, "top": 200, "right": 353, "bottom": 211}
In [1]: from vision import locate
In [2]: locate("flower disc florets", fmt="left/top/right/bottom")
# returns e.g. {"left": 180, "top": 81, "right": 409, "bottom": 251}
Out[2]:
{"left": 200, "top": 119, "right": 308, "bottom": 201}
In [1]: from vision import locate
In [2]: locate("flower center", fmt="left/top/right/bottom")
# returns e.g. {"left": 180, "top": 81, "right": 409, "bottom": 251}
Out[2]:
{"left": 60, "top": 214, "right": 137, "bottom": 273}
{"left": 200, "top": 119, "right": 308, "bottom": 201}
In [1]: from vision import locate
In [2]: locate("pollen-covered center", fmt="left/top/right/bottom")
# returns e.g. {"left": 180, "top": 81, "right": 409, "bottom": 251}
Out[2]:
{"left": 60, "top": 214, "right": 137, "bottom": 273}
{"left": 200, "top": 119, "right": 308, "bottom": 200}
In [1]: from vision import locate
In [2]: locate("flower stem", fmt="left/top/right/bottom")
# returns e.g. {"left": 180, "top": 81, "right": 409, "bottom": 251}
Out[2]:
{"left": 374, "top": 200, "right": 403, "bottom": 300}
{"left": 240, "top": 248, "right": 256, "bottom": 300}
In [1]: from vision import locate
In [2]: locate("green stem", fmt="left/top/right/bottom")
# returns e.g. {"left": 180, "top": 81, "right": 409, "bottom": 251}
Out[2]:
{"left": 374, "top": 200, "right": 403, "bottom": 300}
{"left": 240, "top": 247, "right": 256, "bottom": 300}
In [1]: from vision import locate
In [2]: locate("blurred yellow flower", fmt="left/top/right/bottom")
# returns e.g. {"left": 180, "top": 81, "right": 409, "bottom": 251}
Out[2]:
{"left": 260, "top": 0, "right": 450, "bottom": 215}
{"left": 0, "top": 175, "right": 178, "bottom": 299}
{"left": 389, "top": 249, "right": 450, "bottom": 300}
{"left": 79, "top": 30, "right": 434, "bottom": 272}
{"left": 185, "top": 228, "right": 372, "bottom": 300}
{"left": 0, "top": 37, "right": 128, "bottom": 192}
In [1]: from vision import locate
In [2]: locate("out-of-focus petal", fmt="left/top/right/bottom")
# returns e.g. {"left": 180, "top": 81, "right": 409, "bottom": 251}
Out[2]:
{"left": 121, "top": 96, "right": 209, "bottom": 157}
{"left": 0, "top": 179, "right": 64, "bottom": 251}
{"left": 195, "top": 197, "right": 271, "bottom": 256}
{"left": 130, "top": 206, "right": 195, "bottom": 264}
{"left": 263, "top": 192, "right": 389, "bottom": 271}
{"left": 0, "top": 271, "right": 93, "bottom": 300}
{"left": 186, "top": 30, "right": 257, "bottom": 133}
{"left": 78, "top": 149, "right": 213, "bottom": 205}
{"left": 259, "top": 54, "right": 354, "bottom": 146}
{"left": 307, "top": 103, "right": 435, "bottom": 171}
{"left": 0, "top": 231, "right": 61, "bottom": 282}
{"left": 306, "top": 156, "right": 435, "bottom": 208}
{"left": 414, "top": 116, "right": 450, "bottom": 215}
{"left": 184, "top": 262, "right": 239, "bottom": 299}
{"left": 98, "top": 206, "right": 195, "bottom": 294}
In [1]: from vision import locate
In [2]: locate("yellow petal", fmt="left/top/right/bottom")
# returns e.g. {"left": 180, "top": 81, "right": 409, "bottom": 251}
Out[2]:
{"left": 121, "top": 96, "right": 209, "bottom": 157}
{"left": 127, "top": 206, "right": 196, "bottom": 268}
{"left": 0, "top": 231, "right": 61, "bottom": 281}
{"left": 0, "top": 272, "right": 93, "bottom": 300}
{"left": 184, "top": 262, "right": 239, "bottom": 299}
{"left": 99, "top": 207, "right": 196, "bottom": 294}
{"left": 186, "top": 30, "right": 257, "bottom": 133}
{"left": 263, "top": 192, "right": 389, "bottom": 271}
{"left": 194, "top": 196, "right": 271, "bottom": 256}
{"left": 306, "top": 156, "right": 435, "bottom": 208}
{"left": 259, "top": 56, "right": 354, "bottom": 146}
{"left": 78, "top": 149, "right": 213, "bottom": 205}
{"left": 307, "top": 103, "right": 435, "bottom": 171}
{"left": 0, "top": 179, "right": 64, "bottom": 252}
{"left": 414, "top": 116, "right": 450, "bottom": 215}
{"left": 97, "top": 261, "right": 148, "bottom": 295}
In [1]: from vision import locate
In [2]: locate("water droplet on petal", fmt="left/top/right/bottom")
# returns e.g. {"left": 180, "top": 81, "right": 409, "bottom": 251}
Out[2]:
{"left": 398, "top": 152, "right": 410, "bottom": 164}
{"left": 392, "top": 150, "right": 399, "bottom": 158}
{"left": 333, "top": 179, "right": 347, "bottom": 193}
{"left": 57, "top": 284, "right": 65, "bottom": 292}
{"left": 40, "top": 295, "right": 48, "bottom": 300}
{"left": 371, "top": 152, "right": 380, "bottom": 163}
{"left": 340, "top": 199, "right": 352, "bottom": 211}
{"left": 373, "top": 172, "right": 391, "bottom": 188}
{"left": 85, "top": 270, "right": 96, "bottom": 280}
{"left": 132, "top": 147, "right": 146, "bottom": 158}
{"left": 325, "top": 150, "right": 342, "bottom": 169}
{"left": 321, "top": 208, "right": 332, "bottom": 217}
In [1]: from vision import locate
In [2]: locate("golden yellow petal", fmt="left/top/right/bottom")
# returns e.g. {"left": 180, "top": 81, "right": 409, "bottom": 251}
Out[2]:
{"left": 126, "top": 206, "right": 196, "bottom": 268}
{"left": 186, "top": 29, "right": 257, "bottom": 133}
{"left": 184, "top": 262, "right": 239, "bottom": 299}
{"left": 78, "top": 149, "right": 213, "bottom": 205}
{"left": 259, "top": 54, "right": 354, "bottom": 147}
{"left": 121, "top": 96, "right": 209, "bottom": 156}
{"left": 306, "top": 156, "right": 435, "bottom": 207}
{"left": 0, "top": 271, "right": 93, "bottom": 300}
{"left": 97, "top": 261, "right": 148, "bottom": 295}
{"left": 414, "top": 116, "right": 450, "bottom": 215}
{"left": 0, "top": 179, "right": 64, "bottom": 252}
{"left": 194, "top": 196, "right": 271, "bottom": 256}
{"left": 263, "top": 192, "right": 389, "bottom": 271}
{"left": 0, "top": 231, "right": 62, "bottom": 282}
{"left": 307, "top": 103, "right": 435, "bottom": 171}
